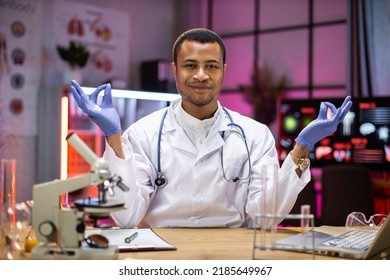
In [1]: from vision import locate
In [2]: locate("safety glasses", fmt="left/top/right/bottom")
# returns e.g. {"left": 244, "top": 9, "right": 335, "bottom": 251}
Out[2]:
{"left": 345, "top": 212, "right": 387, "bottom": 228}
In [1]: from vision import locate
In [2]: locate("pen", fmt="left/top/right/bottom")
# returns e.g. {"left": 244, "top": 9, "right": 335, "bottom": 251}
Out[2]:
{"left": 124, "top": 232, "right": 138, "bottom": 243}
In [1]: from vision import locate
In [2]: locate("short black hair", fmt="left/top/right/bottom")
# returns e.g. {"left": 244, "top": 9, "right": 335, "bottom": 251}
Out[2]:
{"left": 172, "top": 28, "right": 226, "bottom": 64}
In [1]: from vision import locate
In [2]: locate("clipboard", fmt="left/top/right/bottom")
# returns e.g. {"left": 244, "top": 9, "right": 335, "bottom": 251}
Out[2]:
{"left": 85, "top": 228, "right": 176, "bottom": 252}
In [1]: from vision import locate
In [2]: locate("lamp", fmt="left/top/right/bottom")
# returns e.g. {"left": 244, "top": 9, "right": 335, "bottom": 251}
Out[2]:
{"left": 80, "top": 87, "right": 179, "bottom": 102}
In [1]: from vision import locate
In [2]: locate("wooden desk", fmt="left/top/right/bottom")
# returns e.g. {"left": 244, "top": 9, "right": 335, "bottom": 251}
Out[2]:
{"left": 0, "top": 227, "right": 342, "bottom": 260}
{"left": 118, "top": 227, "right": 340, "bottom": 260}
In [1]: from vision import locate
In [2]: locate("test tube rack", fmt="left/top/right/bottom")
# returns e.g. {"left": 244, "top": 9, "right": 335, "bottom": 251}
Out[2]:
{"left": 252, "top": 213, "right": 316, "bottom": 260}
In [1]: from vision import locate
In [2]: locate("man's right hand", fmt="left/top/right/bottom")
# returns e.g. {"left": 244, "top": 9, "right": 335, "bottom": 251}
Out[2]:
{"left": 70, "top": 80, "right": 122, "bottom": 136}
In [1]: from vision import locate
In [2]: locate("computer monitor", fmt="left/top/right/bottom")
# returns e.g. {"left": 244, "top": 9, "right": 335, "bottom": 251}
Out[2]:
{"left": 277, "top": 97, "right": 390, "bottom": 170}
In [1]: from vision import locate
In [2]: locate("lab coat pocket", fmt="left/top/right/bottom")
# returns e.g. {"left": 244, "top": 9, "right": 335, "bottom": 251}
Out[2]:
{"left": 225, "top": 181, "right": 248, "bottom": 218}
{"left": 224, "top": 157, "right": 249, "bottom": 205}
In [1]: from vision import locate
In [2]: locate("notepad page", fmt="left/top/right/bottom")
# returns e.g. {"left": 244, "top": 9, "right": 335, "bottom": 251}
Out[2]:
{"left": 86, "top": 228, "right": 176, "bottom": 251}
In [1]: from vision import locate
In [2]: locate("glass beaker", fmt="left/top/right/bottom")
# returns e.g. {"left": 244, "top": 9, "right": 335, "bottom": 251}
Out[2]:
{"left": 1, "top": 159, "right": 16, "bottom": 249}
{"left": 0, "top": 201, "right": 31, "bottom": 259}
{"left": 1, "top": 159, "right": 16, "bottom": 210}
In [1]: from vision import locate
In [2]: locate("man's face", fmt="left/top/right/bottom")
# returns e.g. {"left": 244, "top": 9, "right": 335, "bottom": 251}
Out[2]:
{"left": 172, "top": 40, "right": 226, "bottom": 118}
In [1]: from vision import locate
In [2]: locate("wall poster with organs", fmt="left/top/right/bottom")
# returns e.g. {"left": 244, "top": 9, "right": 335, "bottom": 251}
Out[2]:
{"left": 53, "top": 0, "right": 130, "bottom": 86}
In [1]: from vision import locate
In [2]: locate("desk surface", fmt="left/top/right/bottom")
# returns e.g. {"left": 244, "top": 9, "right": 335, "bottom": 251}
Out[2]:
{"left": 119, "top": 227, "right": 340, "bottom": 260}
{"left": 0, "top": 227, "right": 343, "bottom": 260}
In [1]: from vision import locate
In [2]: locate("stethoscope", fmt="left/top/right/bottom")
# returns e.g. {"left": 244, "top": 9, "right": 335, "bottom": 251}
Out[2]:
{"left": 154, "top": 107, "right": 252, "bottom": 187}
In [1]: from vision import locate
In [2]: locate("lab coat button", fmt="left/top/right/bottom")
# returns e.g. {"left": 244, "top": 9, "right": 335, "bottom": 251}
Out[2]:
{"left": 195, "top": 193, "right": 202, "bottom": 200}
{"left": 194, "top": 219, "right": 200, "bottom": 224}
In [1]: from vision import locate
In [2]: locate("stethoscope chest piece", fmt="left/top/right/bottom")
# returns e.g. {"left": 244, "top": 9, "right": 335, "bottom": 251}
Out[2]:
{"left": 155, "top": 172, "right": 167, "bottom": 188}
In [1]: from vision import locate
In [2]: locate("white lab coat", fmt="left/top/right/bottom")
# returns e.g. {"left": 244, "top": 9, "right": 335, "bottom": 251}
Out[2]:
{"left": 104, "top": 98, "right": 311, "bottom": 228}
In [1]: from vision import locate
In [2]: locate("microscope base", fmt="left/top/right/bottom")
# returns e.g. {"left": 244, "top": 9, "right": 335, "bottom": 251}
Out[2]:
{"left": 31, "top": 244, "right": 119, "bottom": 260}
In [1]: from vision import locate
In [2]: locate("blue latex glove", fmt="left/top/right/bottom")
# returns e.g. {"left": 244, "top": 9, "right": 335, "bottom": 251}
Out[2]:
{"left": 296, "top": 96, "right": 352, "bottom": 151}
{"left": 70, "top": 80, "right": 122, "bottom": 136}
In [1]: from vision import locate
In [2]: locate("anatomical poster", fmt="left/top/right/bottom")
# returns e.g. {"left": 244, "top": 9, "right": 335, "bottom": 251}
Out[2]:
{"left": 52, "top": 0, "right": 130, "bottom": 86}
{"left": 0, "top": 0, "right": 42, "bottom": 136}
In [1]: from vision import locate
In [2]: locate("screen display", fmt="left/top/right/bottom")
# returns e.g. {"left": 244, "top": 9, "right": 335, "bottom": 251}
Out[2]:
{"left": 277, "top": 97, "right": 390, "bottom": 170}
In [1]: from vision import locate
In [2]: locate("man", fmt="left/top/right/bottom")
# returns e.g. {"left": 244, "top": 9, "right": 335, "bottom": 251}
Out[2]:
{"left": 71, "top": 28, "right": 352, "bottom": 228}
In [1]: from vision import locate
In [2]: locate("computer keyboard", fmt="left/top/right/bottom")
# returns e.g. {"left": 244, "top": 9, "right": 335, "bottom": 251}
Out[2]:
{"left": 321, "top": 230, "right": 377, "bottom": 250}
